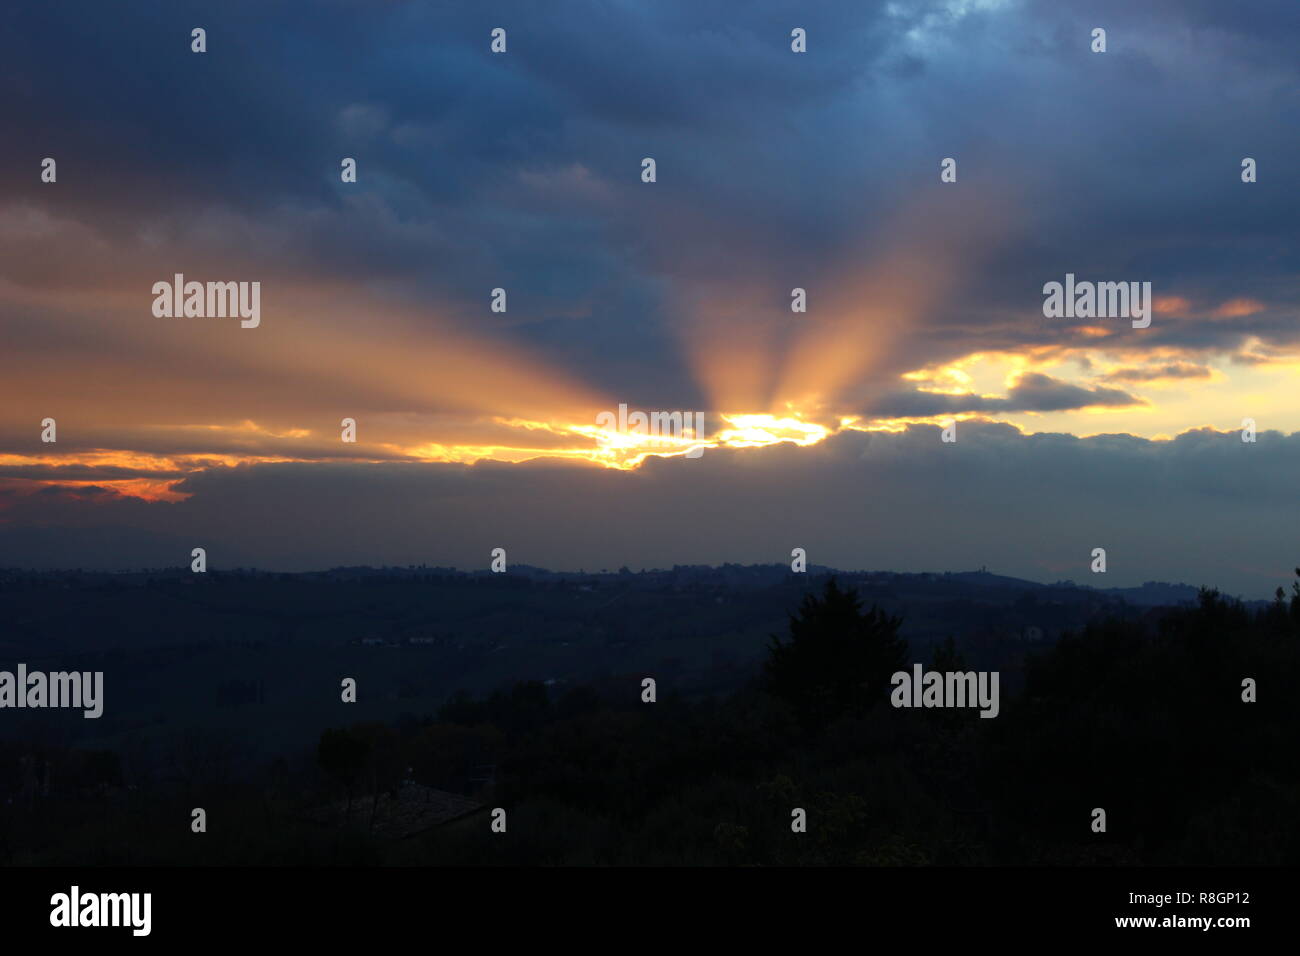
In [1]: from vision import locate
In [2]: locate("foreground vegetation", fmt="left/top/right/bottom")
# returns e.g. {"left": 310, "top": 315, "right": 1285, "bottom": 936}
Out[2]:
{"left": 3, "top": 573, "right": 1298, "bottom": 865}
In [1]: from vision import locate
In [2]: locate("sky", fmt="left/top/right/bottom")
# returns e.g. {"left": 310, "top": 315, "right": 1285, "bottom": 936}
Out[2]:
{"left": 0, "top": 0, "right": 1297, "bottom": 596}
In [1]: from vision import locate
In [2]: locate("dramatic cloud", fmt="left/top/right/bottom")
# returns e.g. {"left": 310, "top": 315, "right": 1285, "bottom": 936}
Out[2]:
{"left": 1, "top": 423, "right": 1296, "bottom": 598}
{"left": 1, "top": 0, "right": 1296, "bottom": 587}
{"left": 866, "top": 373, "right": 1143, "bottom": 416}
{"left": 1102, "top": 362, "right": 1214, "bottom": 383}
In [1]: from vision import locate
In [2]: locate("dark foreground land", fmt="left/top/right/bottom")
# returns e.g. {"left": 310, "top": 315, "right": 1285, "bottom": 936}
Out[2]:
{"left": 0, "top": 565, "right": 1296, "bottom": 865}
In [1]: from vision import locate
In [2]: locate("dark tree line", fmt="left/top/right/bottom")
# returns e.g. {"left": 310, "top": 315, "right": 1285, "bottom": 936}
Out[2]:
{"left": 4, "top": 571, "right": 1298, "bottom": 864}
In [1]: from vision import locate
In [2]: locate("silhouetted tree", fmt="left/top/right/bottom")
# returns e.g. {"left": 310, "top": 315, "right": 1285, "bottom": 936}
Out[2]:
{"left": 348, "top": 723, "right": 402, "bottom": 831}
{"left": 317, "top": 728, "right": 370, "bottom": 816}
{"left": 764, "top": 578, "right": 906, "bottom": 731}
{"left": 930, "top": 635, "right": 966, "bottom": 672}
{"left": 1291, "top": 568, "right": 1300, "bottom": 631}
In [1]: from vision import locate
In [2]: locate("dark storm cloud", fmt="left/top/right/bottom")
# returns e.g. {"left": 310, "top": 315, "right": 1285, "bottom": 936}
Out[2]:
{"left": 865, "top": 373, "right": 1142, "bottom": 416}
{"left": 1103, "top": 362, "right": 1213, "bottom": 383}
{"left": 3, "top": 0, "right": 1295, "bottom": 404}
{"left": 2, "top": 423, "right": 1296, "bottom": 598}
{"left": 35, "top": 484, "right": 110, "bottom": 498}
{"left": 2, "top": 0, "right": 1298, "bottom": 592}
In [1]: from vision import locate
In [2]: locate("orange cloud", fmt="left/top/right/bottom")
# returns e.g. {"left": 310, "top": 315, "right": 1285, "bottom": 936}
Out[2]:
{"left": 1213, "top": 298, "right": 1265, "bottom": 318}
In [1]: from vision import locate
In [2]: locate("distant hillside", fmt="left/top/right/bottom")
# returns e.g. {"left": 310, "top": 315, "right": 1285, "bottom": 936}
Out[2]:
{"left": 0, "top": 564, "right": 1266, "bottom": 759}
